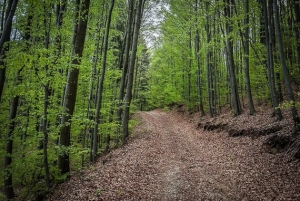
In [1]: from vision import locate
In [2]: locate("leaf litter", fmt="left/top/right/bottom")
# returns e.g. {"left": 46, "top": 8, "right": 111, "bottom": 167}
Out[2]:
{"left": 46, "top": 108, "right": 300, "bottom": 201}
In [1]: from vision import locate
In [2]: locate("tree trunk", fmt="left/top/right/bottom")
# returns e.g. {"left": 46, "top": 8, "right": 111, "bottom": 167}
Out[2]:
{"left": 42, "top": 83, "right": 51, "bottom": 189}
{"left": 224, "top": 0, "right": 241, "bottom": 116}
{"left": 40, "top": 3, "right": 55, "bottom": 190}
{"left": 4, "top": 95, "right": 19, "bottom": 200}
{"left": 205, "top": 2, "right": 213, "bottom": 117}
{"left": 92, "top": 0, "right": 115, "bottom": 163}
{"left": 84, "top": 3, "right": 105, "bottom": 164}
{"left": 273, "top": 0, "right": 300, "bottom": 132}
{"left": 293, "top": 0, "right": 300, "bottom": 72}
{"left": 244, "top": 0, "right": 256, "bottom": 115}
{"left": 58, "top": 0, "right": 90, "bottom": 176}
{"left": 122, "top": 0, "right": 144, "bottom": 143}
{"left": 116, "top": 0, "right": 134, "bottom": 145}
{"left": 4, "top": 70, "right": 23, "bottom": 200}
{"left": 195, "top": 0, "right": 204, "bottom": 116}
{"left": 0, "top": 0, "right": 18, "bottom": 101}
{"left": 0, "top": 0, "right": 7, "bottom": 33}
{"left": 188, "top": 29, "right": 192, "bottom": 104}
{"left": 262, "top": 0, "right": 282, "bottom": 120}
{"left": 133, "top": 57, "right": 140, "bottom": 100}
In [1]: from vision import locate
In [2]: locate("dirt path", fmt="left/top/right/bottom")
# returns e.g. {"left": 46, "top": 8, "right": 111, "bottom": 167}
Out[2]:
{"left": 47, "top": 110, "right": 300, "bottom": 201}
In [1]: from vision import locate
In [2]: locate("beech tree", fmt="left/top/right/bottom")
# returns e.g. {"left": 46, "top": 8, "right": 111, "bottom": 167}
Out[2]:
{"left": 116, "top": 0, "right": 134, "bottom": 145}
{"left": 122, "top": 0, "right": 145, "bottom": 142}
{"left": 0, "top": 0, "right": 18, "bottom": 101}
{"left": 273, "top": 0, "right": 300, "bottom": 132}
{"left": 243, "top": 0, "right": 256, "bottom": 115}
{"left": 3, "top": 1, "right": 23, "bottom": 199}
{"left": 92, "top": 0, "right": 115, "bottom": 163}
{"left": 147, "top": 0, "right": 299, "bottom": 123}
{"left": 1, "top": 0, "right": 300, "bottom": 199}
{"left": 58, "top": 0, "right": 90, "bottom": 176}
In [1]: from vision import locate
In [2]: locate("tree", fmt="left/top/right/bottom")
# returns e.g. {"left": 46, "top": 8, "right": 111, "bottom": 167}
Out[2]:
{"left": 293, "top": 0, "right": 300, "bottom": 72}
{"left": 273, "top": 0, "right": 300, "bottom": 132}
{"left": 223, "top": 0, "right": 241, "bottom": 116}
{"left": 262, "top": 0, "right": 282, "bottom": 120}
{"left": 243, "top": 0, "right": 256, "bottom": 115}
{"left": 116, "top": 0, "right": 135, "bottom": 144}
{"left": 92, "top": 0, "right": 115, "bottom": 163}
{"left": 0, "top": 0, "right": 18, "bottom": 101}
{"left": 122, "top": 0, "right": 145, "bottom": 143}
{"left": 58, "top": 0, "right": 90, "bottom": 176}
{"left": 194, "top": 0, "right": 205, "bottom": 116}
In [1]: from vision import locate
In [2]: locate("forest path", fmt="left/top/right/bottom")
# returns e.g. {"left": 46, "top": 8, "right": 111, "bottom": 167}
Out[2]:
{"left": 47, "top": 110, "right": 300, "bottom": 201}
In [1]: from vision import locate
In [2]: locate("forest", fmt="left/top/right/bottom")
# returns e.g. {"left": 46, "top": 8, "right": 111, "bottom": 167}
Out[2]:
{"left": 0, "top": 0, "right": 300, "bottom": 200}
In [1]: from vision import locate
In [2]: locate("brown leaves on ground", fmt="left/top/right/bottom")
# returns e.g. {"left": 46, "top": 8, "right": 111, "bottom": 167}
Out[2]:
{"left": 196, "top": 106, "right": 292, "bottom": 137}
{"left": 46, "top": 109, "right": 300, "bottom": 201}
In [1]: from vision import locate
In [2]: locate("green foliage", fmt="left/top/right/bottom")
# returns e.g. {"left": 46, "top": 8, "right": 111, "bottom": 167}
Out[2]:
{"left": 147, "top": 0, "right": 300, "bottom": 117}
{"left": 277, "top": 100, "right": 300, "bottom": 110}
{"left": 0, "top": 0, "right": 146, "bottom": 199}
{"left": 1, "top": 0, "right": 299, "bottom": 199}
{"left": 95, "top": 189, "right": 102, "bottom": 195}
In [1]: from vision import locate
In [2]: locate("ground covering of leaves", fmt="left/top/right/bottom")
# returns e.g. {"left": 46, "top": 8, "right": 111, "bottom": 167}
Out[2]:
{"left": 46, "top": 109, "right": 300, "bottom": 201}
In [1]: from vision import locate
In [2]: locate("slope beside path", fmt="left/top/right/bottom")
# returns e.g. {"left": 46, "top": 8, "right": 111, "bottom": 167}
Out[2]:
{"left": 47, "top": 110, "right": 300, "bottom": 201}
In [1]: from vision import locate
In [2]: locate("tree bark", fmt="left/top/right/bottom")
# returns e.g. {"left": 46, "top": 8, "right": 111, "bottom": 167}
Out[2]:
{"left": 42, "top": 82, "right": 51, "bottom": 189}
{"left": 224, "top": 0, "right": 241, "bottom": 116}
{"left": 58, "top": 0, "right": 90, "bottom": 176}
{"left": 293, "top": 0, "right": 300, "bottom": 72}
{"left": 122, "top": 0, "right": 144, "bottom": 143}
{"left": 205, "top": 2, "right": 213, "bottom": 117}
{"left": 188, "top": 29, "right": 192, "bottom": 104}
{"left": 273, "top": 0, "right": 300, "bottom": 132}
{"left": 244, "top": 0, "right": 256, "bottom": 115}
{"left": 262, "top": 0, "right": 282, "bottom": 120}
{"left": 0, "top": 0, "right": 18, "bottom": 101}
{"left": 3, "top": 69, "right": 24, "bottom": 200}
{"left": 195, "top": 0, "right": 204, "bottom": 116}
{"left": 4, "top": 94, "right": 19, "bottom": 200}
{"left": 0, "top": 0, "right": 7, "bottom": 33}
{"left": 92, "top": 0, "right": 115, "bottom": 163}
{"left": 116, "top": 0, "right": 134, "bottom": 145}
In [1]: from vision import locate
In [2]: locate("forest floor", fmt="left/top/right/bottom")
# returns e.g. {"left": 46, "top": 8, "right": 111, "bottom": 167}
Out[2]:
{"left": 46, "top": 107, "right": 300, "bottom": 201}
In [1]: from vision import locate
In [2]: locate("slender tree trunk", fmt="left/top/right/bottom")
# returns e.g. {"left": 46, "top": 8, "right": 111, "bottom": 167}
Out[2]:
{"left": 4, "top": 95, "right": 18, "bottom": 200}
{"left": 133, "top": 57, "right": 140, "bottom": 100}
{"left": 273, "top": 0, "right": 300, "bottom": 131}
{"left": 293, "top": 0, "right": 300, "bottom": 72}
{"left": 224, "top": 0, "right": 241, "bottom": 116}
{"left": 195, "top": 28, "right": 205, "bottom": 116}
{"left": 276, "top": 72, "right": 283, "bottom": 102}
{"left": 55, "top": 0, "right": 67, "bottom": 58}
{"left": 0, "top": 0, "right": 18, "bottom": 101}
{"left": 3, "top": 68, "right": 23, "bottom": 200}
{"left": 92, "top": 0, "right": 115, "bottom": 163}
{"left": 195, "top": 11, "right": 205, "bottom": 114}
{"left": 244, "top": 0, "right": 255, "bottom": 115}
{"left": 122, "top": 0, "right": 144, "bottom": 143}
{"left": 188, "top": 29, "right": 192, "bottom": 104}
{"left": 3, "top": 3, "right": 30, "bottom": 196}
{"left": 205, "top": 2, "right": 213, "bottom": 117}
{"left": 0, "top": 0, "right": 7, "bottom": 33}
{"left": 262, "top": 0, "right": 282, "bottom": 120}
{"left": 195, "top": 0, "right": 204, "bottom": 116}
{"left": 42, "top": 83, "right": 51, "bottom": 189}
{"left": 84, "top": 5, "right": 105, "bottom": 164}
{"left": 116, "top": 0, "right": 134, "bottom": 145}
{"left": 58, "top": 0, "right": 90, "bottom": 176}
{"left": 212, "top": 16, "right": 217, "bottom": 115}
{"left": 40, "top": 3, "right": 54, "bottom": 190}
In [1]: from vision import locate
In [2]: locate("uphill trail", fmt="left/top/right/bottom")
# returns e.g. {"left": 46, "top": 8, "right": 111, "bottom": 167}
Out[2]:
{"left": 47, "top": 110, "right": 300, "bottom": 201}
